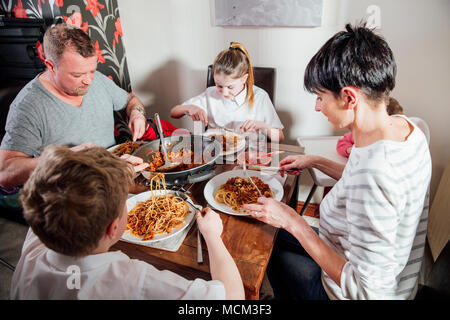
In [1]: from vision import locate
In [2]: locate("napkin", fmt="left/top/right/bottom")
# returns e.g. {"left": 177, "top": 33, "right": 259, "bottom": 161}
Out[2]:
{"left": 142, "top": 218, "right": 196, "bottom": 252}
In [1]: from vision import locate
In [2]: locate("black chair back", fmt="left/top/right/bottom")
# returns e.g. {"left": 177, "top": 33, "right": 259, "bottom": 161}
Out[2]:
{"left": 206, "top": 65, "right": 276, "bottom": 103}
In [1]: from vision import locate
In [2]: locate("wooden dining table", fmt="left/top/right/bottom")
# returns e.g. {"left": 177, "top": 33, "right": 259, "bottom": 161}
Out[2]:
{"left": 111, "top": 142, "right": 304, "bottom": 300}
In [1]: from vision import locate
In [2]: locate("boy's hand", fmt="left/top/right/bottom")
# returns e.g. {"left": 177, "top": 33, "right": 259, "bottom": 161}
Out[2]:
{"left": 196, "top": 207, "right": 223, "bottom": 240}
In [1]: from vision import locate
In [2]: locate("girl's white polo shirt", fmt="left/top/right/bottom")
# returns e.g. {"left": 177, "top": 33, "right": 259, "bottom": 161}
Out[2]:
{"left": 182, "top": 85, "right": 284, "bottom": 131}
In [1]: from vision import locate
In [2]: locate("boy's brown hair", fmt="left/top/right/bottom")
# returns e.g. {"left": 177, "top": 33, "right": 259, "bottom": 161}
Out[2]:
{"left": 20, "top": 145, "right": 134, "bottom": 257}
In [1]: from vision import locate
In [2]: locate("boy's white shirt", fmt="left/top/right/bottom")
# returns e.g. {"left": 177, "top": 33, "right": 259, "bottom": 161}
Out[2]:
{"left": 182, "top": 85, "right": 284, "bottom": 131}
{"left": 10, "top": 229, "right": 225, "bottom": 300}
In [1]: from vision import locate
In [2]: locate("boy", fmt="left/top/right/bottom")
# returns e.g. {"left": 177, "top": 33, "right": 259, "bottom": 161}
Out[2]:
{"left": 11, "top": 145, "right": 244, "bottom": 299}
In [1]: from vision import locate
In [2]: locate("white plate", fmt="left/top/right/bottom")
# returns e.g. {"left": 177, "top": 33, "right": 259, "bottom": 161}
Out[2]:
{"left": 121, "top": 190, "right": 196, "bottom": 245}
{"left": 204, "top": 169, "right": 284, "bottom": 216}
{"left": 203, "top": 129, "right": 245, "bottom": 156}
{"left": 107, "top": 141, "right": 145, "bottom": 155}
{"left": 107, "top": 144, "right": 119, "bottom": 153}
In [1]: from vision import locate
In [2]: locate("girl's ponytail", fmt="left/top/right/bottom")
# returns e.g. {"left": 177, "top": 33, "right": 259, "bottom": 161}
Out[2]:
{"left": 213, "top": 42, "right": 255, "bottom": 108}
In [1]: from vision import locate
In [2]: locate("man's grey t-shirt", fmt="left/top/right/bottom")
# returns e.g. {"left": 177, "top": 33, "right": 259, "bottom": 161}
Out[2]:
{"left": 0, "top": 71, "right": 128, "bottom": 157}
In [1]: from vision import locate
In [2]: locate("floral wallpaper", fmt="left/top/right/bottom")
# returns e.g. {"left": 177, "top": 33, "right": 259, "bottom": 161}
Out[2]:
{"left": 0, "top": 0, "right": 131, "bottom": 92}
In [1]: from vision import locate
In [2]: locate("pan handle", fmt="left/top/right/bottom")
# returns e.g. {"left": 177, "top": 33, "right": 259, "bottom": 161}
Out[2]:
{"left": 187, "top": 169, "right": 216, "bottom": 184}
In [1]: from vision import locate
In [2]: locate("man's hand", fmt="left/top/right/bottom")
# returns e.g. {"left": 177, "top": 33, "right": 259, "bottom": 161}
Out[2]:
{"left": 128, "top": 108, "right": 148, "bottom": 141}
{"left": 69, "top": 142, "right": 99, "bottom": 152}
{"left": 120, "top": 154, "right": 149, "bottom": 173}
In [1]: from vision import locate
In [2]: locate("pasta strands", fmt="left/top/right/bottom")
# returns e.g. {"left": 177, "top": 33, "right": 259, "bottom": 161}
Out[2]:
{"left": 215, "top": 176, "right": 273, "bottom": 213}
{"left": 126, "top": 173, "right": 189, "bottom": 240}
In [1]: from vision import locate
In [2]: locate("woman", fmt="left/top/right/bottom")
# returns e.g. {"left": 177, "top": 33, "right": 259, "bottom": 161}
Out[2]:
{"left": 243, "top": 24, "right": 431, "bottom": 300}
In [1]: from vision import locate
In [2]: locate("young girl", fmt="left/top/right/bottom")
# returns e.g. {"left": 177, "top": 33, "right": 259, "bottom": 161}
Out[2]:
{"left": 336, "top": 97, "right": 404, "bottom": 157}
{"left": 170, "top": 42, "right": 284, "bottom": 142}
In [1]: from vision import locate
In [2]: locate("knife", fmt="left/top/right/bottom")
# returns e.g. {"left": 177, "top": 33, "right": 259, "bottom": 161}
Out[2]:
{"left": 174, "top": 191, "right": 204, "bottom": 264}
{"left": 247, "top": 165, "right": 297, "bottom": 173}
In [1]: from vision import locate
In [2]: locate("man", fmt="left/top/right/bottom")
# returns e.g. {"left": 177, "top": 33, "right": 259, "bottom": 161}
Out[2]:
{"left": 0, "top": 23, "right": 147, "bottom": 189}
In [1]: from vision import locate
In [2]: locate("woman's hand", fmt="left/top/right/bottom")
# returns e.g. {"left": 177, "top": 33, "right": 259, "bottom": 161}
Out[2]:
{"left": 280, "top": 155, "right": 314, "bottom": 171}
{"left": 186, "top": 105, "right": 208, "bottom": 126}
{"left": 241, "top": 197, "right": 298, "bottom": 229}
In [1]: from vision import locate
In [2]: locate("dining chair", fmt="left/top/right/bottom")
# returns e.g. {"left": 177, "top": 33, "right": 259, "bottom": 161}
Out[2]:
{"left": 296, "top": 136, "right": 348, "bottom": 215}
{"left": 206, "top": 65, "right": 276, "bottom": 103}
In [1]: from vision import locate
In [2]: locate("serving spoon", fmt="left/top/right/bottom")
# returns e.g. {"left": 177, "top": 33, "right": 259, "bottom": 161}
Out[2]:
{"left": 154, "top": 113, "right": 182, "bottom": 172}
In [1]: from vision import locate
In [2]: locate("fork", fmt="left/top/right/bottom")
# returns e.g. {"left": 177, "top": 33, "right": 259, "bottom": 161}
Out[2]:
{"left": 174, "top": 191, "right": 203, "bottom": 264}
{"left": 242, "top": 157, "right": 264, "bottom": 198}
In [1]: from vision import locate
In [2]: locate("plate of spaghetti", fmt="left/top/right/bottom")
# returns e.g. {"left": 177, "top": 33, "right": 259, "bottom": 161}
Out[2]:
{"left": 203, "top": 169, "right": 284, "bottom": 216}
{"left": 203, "top": 129, "right": 245, "bottom": 156}
{"left": 122, "top": 173, "right": 196, "bottom": 244}
{"left": 108, "top": 140, "right": 143, "bottom": 157}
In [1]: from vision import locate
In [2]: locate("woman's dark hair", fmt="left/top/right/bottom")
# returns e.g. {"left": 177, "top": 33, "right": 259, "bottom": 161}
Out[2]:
{"left": 304, "top": 23, "right": 397, "bottom": 103}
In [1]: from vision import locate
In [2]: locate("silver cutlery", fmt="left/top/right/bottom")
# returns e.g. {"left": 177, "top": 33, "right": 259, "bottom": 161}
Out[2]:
{"left": 247, "top": 165, "right": 297, "bottom": 173}
{"left": 174, "top": 191, "right": 203, "bottom": 264}
{"left": 242, "top": 157, "right": 263, "bottom": 198}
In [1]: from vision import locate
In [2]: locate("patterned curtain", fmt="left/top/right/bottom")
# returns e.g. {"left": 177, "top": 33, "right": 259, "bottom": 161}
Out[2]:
{"left": 0, "top": 0, "right": 131, "bottom": 92}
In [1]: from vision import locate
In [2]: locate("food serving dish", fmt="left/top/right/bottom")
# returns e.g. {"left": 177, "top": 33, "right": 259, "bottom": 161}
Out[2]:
{"left": 132, "top": 134, "right": 223, "bottom": 186}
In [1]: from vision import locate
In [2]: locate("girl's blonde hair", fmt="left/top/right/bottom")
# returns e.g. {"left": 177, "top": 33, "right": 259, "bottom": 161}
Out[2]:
{"left": 212, "top": 42, "right": 255, "bottom": 108}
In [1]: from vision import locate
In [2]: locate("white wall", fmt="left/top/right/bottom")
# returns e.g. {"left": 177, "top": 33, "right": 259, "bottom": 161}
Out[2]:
{"left": 117, "top": 0, "right": 450, "bottom": 200}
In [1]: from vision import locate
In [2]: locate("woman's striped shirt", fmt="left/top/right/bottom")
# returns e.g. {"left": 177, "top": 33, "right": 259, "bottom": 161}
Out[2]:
{"left": 320, "top": 115, "right": 432, "bottom": 299}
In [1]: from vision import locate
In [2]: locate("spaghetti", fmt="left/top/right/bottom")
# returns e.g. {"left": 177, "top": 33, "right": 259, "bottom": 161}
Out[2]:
{"left": 211, "top": 134, "right": 240, "bottom": 152}
{"left": 143, "top": 149, "right": 206, "bottom": 172}
{"left": 112, "top": 141, "right": 142, "bottom": 157}
{"left": 214, "top": 176, "right": 273, "bottom": 213}
{"left": 126, "top": 173, "right": 189, "bottom": 240}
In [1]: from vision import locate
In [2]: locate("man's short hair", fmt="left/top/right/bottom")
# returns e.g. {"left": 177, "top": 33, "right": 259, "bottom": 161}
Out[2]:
{"left": 43, "top": 23, "right": 95, "bottom": 65}
{"left": 304, "top": 23, "right": 397, "bottom": 104}
{"left": 21, "top": 145, "right": 134, "bottom": 257}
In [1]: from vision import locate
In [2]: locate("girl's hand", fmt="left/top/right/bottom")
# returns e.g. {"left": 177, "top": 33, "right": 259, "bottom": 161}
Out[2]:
{"left": 240, "top": 120, "right": 267, "bottom": 132}
{"left": 241, "top": 197, "right": 298, "bottom": 229}
{"left": 186, "top": 105, "right": 208, "bottom": 126}
{"left": 346, "top": 146, "right": 353, "bottom": 156}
